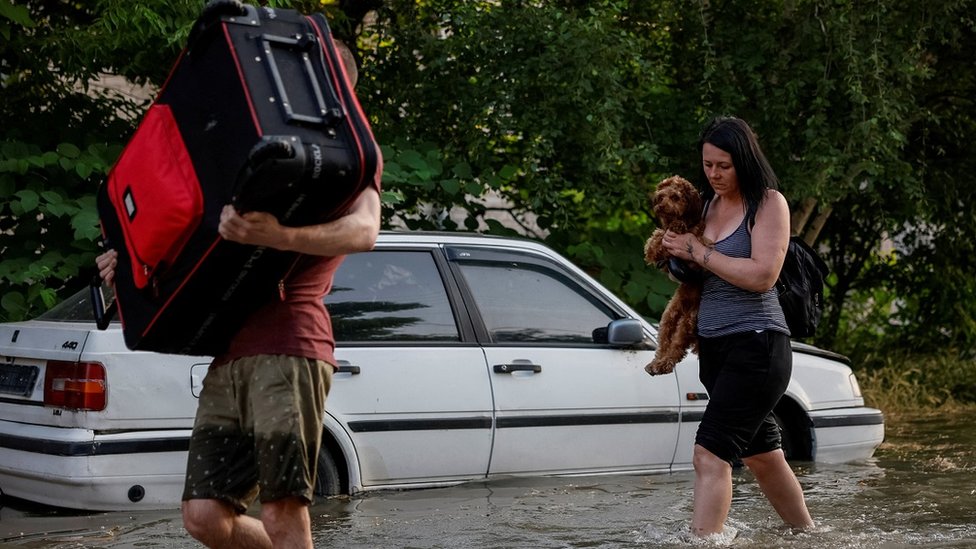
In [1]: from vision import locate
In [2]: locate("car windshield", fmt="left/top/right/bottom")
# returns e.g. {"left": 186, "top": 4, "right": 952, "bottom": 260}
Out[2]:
{"left": 37, "top": 286, "right": 116, "bottom": 322}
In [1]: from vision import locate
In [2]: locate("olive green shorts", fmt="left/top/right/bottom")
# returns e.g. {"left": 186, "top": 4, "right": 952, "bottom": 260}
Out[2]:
{"left": 182, "top": 354, "right": 333, "bottom": 512}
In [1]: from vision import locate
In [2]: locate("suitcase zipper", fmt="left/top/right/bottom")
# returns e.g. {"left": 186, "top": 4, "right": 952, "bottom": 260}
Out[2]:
{"left": 278, "top": 255, "right": 303, "bottom": 301}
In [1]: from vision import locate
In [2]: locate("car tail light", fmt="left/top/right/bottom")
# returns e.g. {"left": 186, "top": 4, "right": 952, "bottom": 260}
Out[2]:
{"left": 848, "top": 373, "right": 863, "bottom": 399}
{"left": 44, "top": 361, "right": 107, "bottom": 411}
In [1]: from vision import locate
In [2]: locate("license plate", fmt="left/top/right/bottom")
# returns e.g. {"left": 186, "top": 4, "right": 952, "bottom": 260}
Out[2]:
{"left": 0, "top": 363, "right": 40, "bottom": 397}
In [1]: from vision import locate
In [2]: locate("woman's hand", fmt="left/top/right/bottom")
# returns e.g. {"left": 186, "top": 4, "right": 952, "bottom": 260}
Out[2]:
{"left": 662, "top": 230, "right": 703, "bottom": 265}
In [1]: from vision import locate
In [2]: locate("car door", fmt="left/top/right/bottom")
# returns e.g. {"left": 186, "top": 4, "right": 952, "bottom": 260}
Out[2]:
{"left": 325, "top": 246, "right": 495, "bottom": 486}
{"left": 446, "top": 245, "right": 681, "bottom": 476}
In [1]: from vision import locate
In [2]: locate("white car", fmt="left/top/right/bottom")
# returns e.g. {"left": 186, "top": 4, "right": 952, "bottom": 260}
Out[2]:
{"left": 0, "top": 232, "right": 884, "bottom": 511}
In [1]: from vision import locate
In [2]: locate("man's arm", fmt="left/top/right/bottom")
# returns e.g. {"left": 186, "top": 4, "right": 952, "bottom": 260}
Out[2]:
{"left": 218, "top": 186, "right": 381, "bottom": 256}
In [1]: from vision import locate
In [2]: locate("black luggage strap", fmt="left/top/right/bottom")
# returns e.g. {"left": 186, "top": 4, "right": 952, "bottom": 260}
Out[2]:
{"left": 90, "top": 272, "right": 117, "bottom": 331}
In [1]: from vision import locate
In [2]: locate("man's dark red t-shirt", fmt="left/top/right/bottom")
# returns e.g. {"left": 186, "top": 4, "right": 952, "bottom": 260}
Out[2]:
{"left": 215, "top": 165, "right": 382, "bottom": 367}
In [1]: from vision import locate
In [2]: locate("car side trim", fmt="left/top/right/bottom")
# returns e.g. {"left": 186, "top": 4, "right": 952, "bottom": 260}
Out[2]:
{"left": 0, "top": 433, "right": 189, "bottom": 457}
{"left": 347, "top": 417, "right": 493, "bottom": 433}
{"left": 680, "top": 411, "right": 705, "bottom": 422}
{"left": 496, "top": 411, "right": 679, "bottom": 428}
{"left": 345, "top": 411, "right": 686, "bottom": 433}
{"left": 811, "top": 411, "right": 885, "bottom": 428}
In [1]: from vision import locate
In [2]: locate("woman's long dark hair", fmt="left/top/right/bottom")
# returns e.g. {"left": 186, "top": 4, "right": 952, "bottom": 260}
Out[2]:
{"left": 696, "top": 116, "right": 778, "bottom": 212}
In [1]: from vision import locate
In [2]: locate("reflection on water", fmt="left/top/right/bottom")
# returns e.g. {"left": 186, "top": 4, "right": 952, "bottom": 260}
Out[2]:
{"left": 312, "top": 412, "right": 976, "bottom": 548}
{"left": 1, "top": 412, "right": 974, "bottom": 548}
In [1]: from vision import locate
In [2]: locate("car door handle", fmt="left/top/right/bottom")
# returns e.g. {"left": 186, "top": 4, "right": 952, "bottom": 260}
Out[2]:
{"left": 334, "top": 361, "right": 361, "bottom": 375}
{"left": 493, "top": 363, "right": 542, "bottom": 374}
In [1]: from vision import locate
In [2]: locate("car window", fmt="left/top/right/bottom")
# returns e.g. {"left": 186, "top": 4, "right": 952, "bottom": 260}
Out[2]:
{"left": 328, "top": 250, "right": 460, "bottom": 342}
{"left": 37, "top": 286, "right": 115, "bottom": 322}
{"left": 456, "top": 261, "right": 617, "bottom": 344}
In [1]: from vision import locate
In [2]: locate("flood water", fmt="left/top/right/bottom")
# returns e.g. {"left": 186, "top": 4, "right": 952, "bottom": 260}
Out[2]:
{"left": 1, "top": 411, "right": 974, "bottom": 548}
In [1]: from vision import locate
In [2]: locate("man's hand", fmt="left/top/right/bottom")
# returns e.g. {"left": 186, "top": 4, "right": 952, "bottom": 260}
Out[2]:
{"left": 218, "top": 187, "right": 380, "bottom": 256}
{"left": 218, "top": 205, "right": 285, "bottom": 248}
{"left": 96, "top": 249, "right": 118, "bottom": 285}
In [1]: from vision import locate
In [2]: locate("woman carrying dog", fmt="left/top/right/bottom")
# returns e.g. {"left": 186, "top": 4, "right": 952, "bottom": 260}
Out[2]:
{"left": 662, "top": 116, "right": 814, "bottom": 537}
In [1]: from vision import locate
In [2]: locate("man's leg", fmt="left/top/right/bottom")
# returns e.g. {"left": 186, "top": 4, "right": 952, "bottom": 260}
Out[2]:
{"left": 260, "top": 496, "right": 314, "bottom": 549}
{"left": 691, "top": 444, "right": 733, "bottom": 536}
{"left": 182, "top": 498, "right": 272, "bottom": 549}
{"left": 742, "top": 449, "right": 814, "bottom": 529}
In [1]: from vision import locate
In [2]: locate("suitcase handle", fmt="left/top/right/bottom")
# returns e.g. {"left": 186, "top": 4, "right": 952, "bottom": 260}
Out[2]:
{"left": 90, "top": 272, "right": 118, "bottom": 331}
{"left": 260, "top": 32, "right": 345, "bottom": 129}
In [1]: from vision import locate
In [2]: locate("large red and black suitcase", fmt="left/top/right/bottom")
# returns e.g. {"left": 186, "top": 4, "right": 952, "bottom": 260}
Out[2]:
{"left": 93, "top": 1, "right": 379, "bottom": 356}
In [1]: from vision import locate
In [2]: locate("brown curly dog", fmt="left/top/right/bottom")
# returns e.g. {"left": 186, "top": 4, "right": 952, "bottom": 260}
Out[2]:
{"left": 643, "top": 175, "right": 707, "bottom": 375}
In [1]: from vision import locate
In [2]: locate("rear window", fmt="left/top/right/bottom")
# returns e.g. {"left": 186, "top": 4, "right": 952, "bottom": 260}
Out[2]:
{"left": 38, "top": 287, "right": 115, "bottom": 322}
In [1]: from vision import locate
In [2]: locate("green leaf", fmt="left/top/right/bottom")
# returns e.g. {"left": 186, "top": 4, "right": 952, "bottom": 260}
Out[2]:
{"left": 498, "top": 165, "right": 519, "bottom": 180}
{"left": 15, "top": 189, "right": 39, "bottom": 212}
{"left": 57, "top": 143, "right": 81, "bottom": 159}
{"left": 41, "top": 191, "right": 63, "bottom": 204}
{"left": 76, "top": 162, "right": 93, "bottom": 179}
{"left": 380, "top": 190, "right": 404, "bottom": 204}
{"left": 453, "top": 162, "right": 473, "bottom": 179}
{"left": 439, "top": 179, "right": 460, "bottom": 195}
{"left": 464, "top": 181, "right": 484, "bottom": 195}
{"left": 1, "top": 291, "right": 26, "bottom": 319}
{"left": 399, "top": 150, "right": 429, "bottom": 172}
{"left": 0, "top": 1, "right": 35, "bottom": 27}
{"left": 71, "top": 208, "right": 102, "bottom": 241}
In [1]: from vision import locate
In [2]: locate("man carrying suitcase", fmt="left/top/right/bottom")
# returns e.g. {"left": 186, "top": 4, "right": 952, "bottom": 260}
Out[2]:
{"left": 96, "top": 40, "right": 381, "bottom": 549}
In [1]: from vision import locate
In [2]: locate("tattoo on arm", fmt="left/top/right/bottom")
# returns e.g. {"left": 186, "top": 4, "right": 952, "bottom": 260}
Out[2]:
{"left": 685, "top": 240, "right": 694, "bottom": 260}
{"left": 703, "top": 246, "right": 715, "bottom": 266}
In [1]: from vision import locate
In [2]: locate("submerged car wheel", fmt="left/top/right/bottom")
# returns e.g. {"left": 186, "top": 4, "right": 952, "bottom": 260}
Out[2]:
{"left": 772, "top": 403, "right": 813, "bottom": 461}
{"left": 314, "top": 448, "right": 341, "bottom": 498}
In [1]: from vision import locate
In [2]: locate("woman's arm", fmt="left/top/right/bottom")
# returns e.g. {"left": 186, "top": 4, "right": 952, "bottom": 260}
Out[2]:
{"left": 663, "top": 189, "right": 790, "bottom": 292}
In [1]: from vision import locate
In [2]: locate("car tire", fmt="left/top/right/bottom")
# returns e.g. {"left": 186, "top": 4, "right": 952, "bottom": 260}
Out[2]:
{"left": 314, "top": 447, "right": 342, "bottom": 498}
{"left": 772, "top": 407, "right": 813, "bottom": 461}
{"left": 773, "top": 411, "right": 795, "bottom": 459}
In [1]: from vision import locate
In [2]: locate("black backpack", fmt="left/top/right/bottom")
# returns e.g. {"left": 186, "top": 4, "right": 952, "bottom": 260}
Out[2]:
{"left": 744, "top": 204, "right": 830, "bottom": 338}
{"left": 777, "top": 236, "right": 829, "bottom": 338}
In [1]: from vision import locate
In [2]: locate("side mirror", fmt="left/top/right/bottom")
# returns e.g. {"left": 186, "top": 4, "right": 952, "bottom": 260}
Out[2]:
{"left": 605, "top": 318, "right": 645, "bottom": 346}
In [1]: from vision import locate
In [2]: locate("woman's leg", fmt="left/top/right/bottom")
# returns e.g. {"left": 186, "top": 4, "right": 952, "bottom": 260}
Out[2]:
{"left": 691, "top": 444, "right": 734, "bottom": 536}
{"left": 741, "top": 449, "right": 814, "bottom": 529}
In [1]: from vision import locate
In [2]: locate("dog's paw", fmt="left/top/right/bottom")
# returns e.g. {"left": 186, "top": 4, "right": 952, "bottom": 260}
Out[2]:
{"left": 644, "top": 360, "right": 675, "bottom": 376}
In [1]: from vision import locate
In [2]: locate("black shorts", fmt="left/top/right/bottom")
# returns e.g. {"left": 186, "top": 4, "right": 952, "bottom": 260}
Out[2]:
{"left": 695, "top": 330, "right": 792, "bottom": 465}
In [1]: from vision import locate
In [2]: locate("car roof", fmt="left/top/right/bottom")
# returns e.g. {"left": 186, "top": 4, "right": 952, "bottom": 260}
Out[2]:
{"left": 375, "top": 230, "right": 550, "bottom": 251}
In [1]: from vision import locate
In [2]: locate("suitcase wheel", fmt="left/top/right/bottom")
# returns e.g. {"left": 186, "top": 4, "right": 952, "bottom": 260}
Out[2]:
{"left": 188, "top": 0, "right": 250, "bottom": 54}
{"left": 249, "top": 137, "right": 296, "bottom": 165}
{"left": 233, "top": 137, "right": 306, "bottom": 214}
{"left": 201, "top": 0, "right": 248, "bottom": 21}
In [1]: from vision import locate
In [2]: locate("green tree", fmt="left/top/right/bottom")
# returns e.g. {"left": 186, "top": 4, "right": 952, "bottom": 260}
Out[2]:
{"left": 2, "top": 0, "right": 975, "bottom": 365}
{"left": 362, "top": 0, "right": 685, "bottom": 314}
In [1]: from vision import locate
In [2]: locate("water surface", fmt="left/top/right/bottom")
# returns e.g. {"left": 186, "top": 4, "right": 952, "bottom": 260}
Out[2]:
{"left": 1, "top": 412, "right": 973, "bottom": 548}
